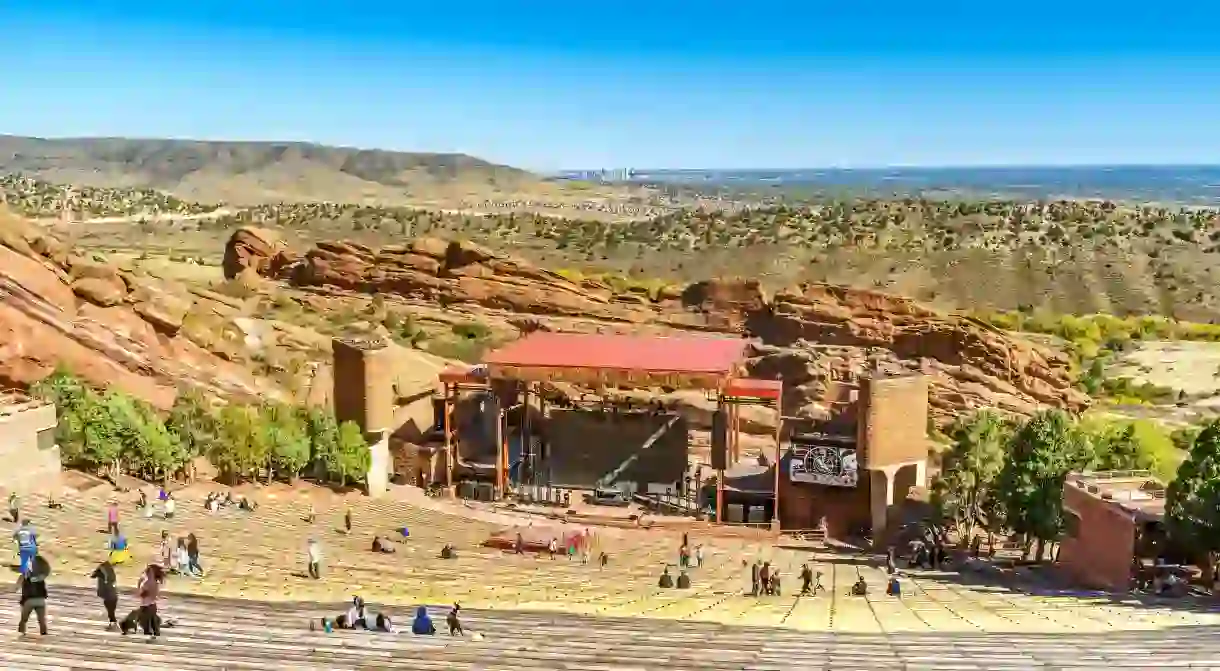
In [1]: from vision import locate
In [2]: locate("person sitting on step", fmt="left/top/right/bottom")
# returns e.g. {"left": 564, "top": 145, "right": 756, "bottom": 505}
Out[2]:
{"left": 374, "top": 612, "right": 394, "bottom": 632}
{"left": 239, "top": 496, "right": 257, "bottom": 512}
{"left": 411, "top": 606, "right": 436, "bottom": 635}
{"left": 676, "top": 570, "right": 691, "bottom": 589}
{"left": 658, "top": 566, "right": 675, "bottom": 588}
{"left": 46, "top": 495, "right": 63, "bottom": 510}
{"left": 851, "top": 576, "right": 868, "bottom": 596}
{"left": 886, "top": 575, "right": 901, "bottom": 597}
{"left": 372, "top": 536, "right": 396, "bottom": 554}
{"left": 344, "top": 597, "right": 369, "bottom": 630}
{"left": 107, "top": 531, "right": 132, "bottom": 565}
{"left": 440, "top": 543, "right": 456, "bottom": 559}
{"left": 447, "top": 603, "right": 463, "bottom": 636}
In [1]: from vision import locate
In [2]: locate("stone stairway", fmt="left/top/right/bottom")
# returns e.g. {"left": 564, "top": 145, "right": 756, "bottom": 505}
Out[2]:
{"left": 0, "top": 585, "right": 1218, "bottom": 670}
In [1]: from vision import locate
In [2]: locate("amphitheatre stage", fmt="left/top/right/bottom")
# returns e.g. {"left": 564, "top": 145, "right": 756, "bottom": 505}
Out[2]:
{"left": 6, "top": 489, "right": 1220, "bottom": 669}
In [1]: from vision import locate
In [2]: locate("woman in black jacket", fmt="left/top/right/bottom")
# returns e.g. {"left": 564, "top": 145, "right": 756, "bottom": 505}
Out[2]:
{"left": 90, "top": 560, "right": 119, "bottom": 629}
{"left": 18, "top": 555, "right": 50, "bottom": 636}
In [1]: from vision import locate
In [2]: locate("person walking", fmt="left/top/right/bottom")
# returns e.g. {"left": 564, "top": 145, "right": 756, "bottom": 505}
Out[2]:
{"left": 17, "top": 555, "right": 50, "bottom": 636}
{"left": 163, "top": 494, "right": 175, "bottom": 520}
{"left": 344, "top": 508, "right": 352, "bottom": 534}
{"left": 8, "top": 492, "right": 19, "bottom": 524}
{"left": 137, "top": 564, "right": 165, "bottom": 641}
{"left": 90, "top": 559, "right": 119, "bottom": 629}
{"left": 13, "top": 519, "right": 37, "bottom": 575}
{"left": 307, "top": 538, "right": 323, "bottom": 579}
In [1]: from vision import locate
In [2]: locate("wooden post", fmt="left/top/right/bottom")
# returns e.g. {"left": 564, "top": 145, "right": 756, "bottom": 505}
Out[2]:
{"left": 522, "top": 383, "right": 532, "bottom": 487}
{"left": 772, "top": 379, "right": 783, "bottom": 526}
{"left": 443, "top": 383, "right": 453, "bottom": 490}
{"left": 494, "top": 404, "right": 505, "bottom": 500}
{"left": 716, "top": 469, "right": 725, "bottom": 524}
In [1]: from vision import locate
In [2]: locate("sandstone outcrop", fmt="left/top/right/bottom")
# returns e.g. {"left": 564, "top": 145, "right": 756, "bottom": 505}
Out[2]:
{"left": 0, "top": 209, "right": 276, "bottom": 407}
{"left": 230, "top": 230, "right": 1089, "bottom": 425}
{"left": 222, "top": 227, "right": 296, "bottom": 280}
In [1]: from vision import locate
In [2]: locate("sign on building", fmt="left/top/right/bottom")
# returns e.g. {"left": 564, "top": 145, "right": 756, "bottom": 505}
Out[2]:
{"left": 789, "top": 439, "right": 859, "bottom": 488}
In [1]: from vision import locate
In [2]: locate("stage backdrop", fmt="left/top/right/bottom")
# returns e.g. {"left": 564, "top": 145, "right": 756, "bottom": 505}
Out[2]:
{"left": 544, "top": 409, "right": 688, "bottom": 490}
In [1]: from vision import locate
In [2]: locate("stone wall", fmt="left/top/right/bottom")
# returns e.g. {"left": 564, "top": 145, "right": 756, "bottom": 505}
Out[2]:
{"left": 1058, "top": 483, "right": 1138, "bottom": 591}
{"left": 0, "top": 400, "right": 59, "bottom": 492}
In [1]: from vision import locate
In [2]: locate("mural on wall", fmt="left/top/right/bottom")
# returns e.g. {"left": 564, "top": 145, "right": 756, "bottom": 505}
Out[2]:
{"left": 789, "top": 439, "right": 859, "bottom": 488}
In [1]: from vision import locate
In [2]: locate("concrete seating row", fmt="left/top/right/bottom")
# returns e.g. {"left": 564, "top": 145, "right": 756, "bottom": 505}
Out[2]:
{"left": 1, "top": 584, "right": 1219, "bottom": 670}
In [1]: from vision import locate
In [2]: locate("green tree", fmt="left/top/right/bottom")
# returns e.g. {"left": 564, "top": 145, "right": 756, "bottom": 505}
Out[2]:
{"left": 260, "top": 402, "right": 311, "bottom": 481}
{"left": 210, "top": 404, "right": 270, "bottom": 481}
{"left": 932, "top": 410, "right": 1010, "bottom": 545}
{"left": 302, "top": 407, "right": 341, "bottom": 477}
{"left": 1166, "top": 420, "right": 1220, "bottom": 581}
{"left": 997, "top": 410, "right": 1091, "bottom": 561}
{"left": 325, "top": 421, "right": 370, "bottom": 487}
{"left": 166, "top": 390, "right": 218, "bottom": 462}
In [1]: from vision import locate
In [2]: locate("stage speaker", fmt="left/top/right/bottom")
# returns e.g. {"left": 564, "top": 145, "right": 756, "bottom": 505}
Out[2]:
{"left": 711, "top": 409, "right": 727, "bottom": 470}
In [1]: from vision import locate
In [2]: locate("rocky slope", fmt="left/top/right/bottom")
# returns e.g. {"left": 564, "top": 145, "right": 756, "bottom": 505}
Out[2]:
{"left": 228, "top": 227, "right": 1089, "bottom": 426}
{"left": 0, "top": 209, "right": 281, "bottom": 407}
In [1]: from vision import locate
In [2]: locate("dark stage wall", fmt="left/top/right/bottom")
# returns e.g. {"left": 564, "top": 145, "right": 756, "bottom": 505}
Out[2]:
{"left": 544, "top": 409, "right": 689, "bottom": 489}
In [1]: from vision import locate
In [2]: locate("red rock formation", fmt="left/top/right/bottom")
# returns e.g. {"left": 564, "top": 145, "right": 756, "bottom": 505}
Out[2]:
{"left": 225, "top": 229, "right": 1088, "bottom": 424}
{"left": 0, "top": 209, "right": 275, "bottom": 407}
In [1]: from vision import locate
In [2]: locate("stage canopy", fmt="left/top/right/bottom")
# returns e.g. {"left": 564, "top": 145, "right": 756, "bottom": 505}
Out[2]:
{"left": 477, "top": 332, "right": 750, "bottom": 389}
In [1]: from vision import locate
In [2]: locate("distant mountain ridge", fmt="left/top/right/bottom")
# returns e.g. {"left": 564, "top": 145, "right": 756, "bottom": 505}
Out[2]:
{"left": 0, "top": 135, "right": 538, "bottom": 205}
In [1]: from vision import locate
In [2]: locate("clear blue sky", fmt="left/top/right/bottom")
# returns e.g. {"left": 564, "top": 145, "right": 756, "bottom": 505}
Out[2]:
{"left": 3, "top": 1, "right": 1219, "bottom": 170}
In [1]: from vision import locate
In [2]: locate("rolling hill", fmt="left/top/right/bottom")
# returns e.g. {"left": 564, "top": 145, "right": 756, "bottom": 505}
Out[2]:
{"left": 0, "top": 135, "right": 546, "bottom": 205}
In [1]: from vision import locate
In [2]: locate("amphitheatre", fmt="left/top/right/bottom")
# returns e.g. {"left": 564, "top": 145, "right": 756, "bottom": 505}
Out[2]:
{"left": 4, "top": 144, "right": 1220, "bottom": 668}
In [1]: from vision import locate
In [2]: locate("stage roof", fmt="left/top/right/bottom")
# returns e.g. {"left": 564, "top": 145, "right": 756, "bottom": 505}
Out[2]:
{"left": 481, "top": 332, "right": 750, "bottom": 389}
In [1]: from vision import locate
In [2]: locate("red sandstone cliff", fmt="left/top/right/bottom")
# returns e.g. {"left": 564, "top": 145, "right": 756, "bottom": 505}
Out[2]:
{"left": 226, "top": 228, "right": 1089, "bottom": 424}
{"left": 0, "top": 210, "right": 277, "bottom": 407}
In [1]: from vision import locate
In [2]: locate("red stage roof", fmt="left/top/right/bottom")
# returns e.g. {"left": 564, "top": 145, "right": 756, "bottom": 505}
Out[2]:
{"left": 484, "top": 333, "right": 748, "bottom": 375}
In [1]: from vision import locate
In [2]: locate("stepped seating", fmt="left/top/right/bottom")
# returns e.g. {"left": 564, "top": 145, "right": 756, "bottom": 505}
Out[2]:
{"left": 1, "top": 585, "right": 1219, "bottom": 670}
{"left": 8, "top": 488, "right": 1220, "bottom": 653}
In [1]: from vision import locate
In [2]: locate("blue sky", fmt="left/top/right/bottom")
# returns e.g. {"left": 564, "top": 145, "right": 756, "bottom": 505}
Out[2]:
{"left": 2, "top": 1, "right": 1219, "bottom": 170}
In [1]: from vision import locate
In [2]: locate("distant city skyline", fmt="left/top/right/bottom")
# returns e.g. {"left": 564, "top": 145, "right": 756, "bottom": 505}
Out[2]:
{"left": 2, "top": 2, "right": 1220, "bottom": 170}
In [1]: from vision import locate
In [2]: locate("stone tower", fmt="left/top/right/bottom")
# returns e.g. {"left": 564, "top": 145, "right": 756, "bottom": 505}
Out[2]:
{"left": 332, "top": 337, "right": 395, "bottom": 497}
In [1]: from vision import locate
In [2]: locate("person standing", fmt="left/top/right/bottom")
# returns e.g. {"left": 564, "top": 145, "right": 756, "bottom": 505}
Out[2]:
{"left": 16, "top": 555, "right": 50, "bottom": 636}
{"left": 13, "top": 519, "right": 37, "bottom": 575}
{"left": 8, "top": 492, "right": 19, "bottom": 524}
{"left": 344, "top": 508, "right": 352, "bottom": 535}
{"left": 159, "top": 530, "right": 172, "bottom": 569}
{"left": 90, "top": 559, "right": 119, "bottom": 629}
{"left": 307, "top": 538, "right": 322, "bottom": 579}
{"left": 186, "top": 533, "right": 203, "bottom": 576}
{"left": 137, "top": 564, "right": 164, "bottom": 641}
{"left": 163, "top": 494, "right": 175, "bottom": 520}
{"left": 106, "top": 500, "right": 120, "bottom": 536}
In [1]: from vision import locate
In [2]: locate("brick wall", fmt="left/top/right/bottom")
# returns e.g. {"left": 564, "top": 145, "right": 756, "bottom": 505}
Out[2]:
{"left": 858, "top": 374, "right": 929, "bottom": 468}
{"left": 1058, "top": 483, "right": 1137, "bottom": 591}
{"left": 779, "top": 476, "right": 873, "bottom": 537}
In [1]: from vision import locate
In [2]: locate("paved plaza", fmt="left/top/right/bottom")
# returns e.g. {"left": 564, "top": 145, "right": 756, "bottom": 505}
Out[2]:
{"left": 5, "top": 489, "right": 1220, "bottom": 668}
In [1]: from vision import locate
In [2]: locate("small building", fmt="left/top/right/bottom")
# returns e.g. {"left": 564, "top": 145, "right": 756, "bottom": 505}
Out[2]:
{"left": 0, "top": 391, "right": 59, "bottom": 491}
{"left": 1059, "top": 470, "right": 1166, "bottom": 591}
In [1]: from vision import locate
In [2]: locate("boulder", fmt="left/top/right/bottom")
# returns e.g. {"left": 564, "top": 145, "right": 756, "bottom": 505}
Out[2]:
{"left": 71, "top": 277, "right": 127, "bottom": 306}
{"left": 223, "top": 226, "right": 289, "bottom": 280}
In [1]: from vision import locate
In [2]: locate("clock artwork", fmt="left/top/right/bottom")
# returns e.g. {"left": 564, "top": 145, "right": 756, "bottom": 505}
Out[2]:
{"left": 791, "top": 443, "right": 859, "bottom": 488}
